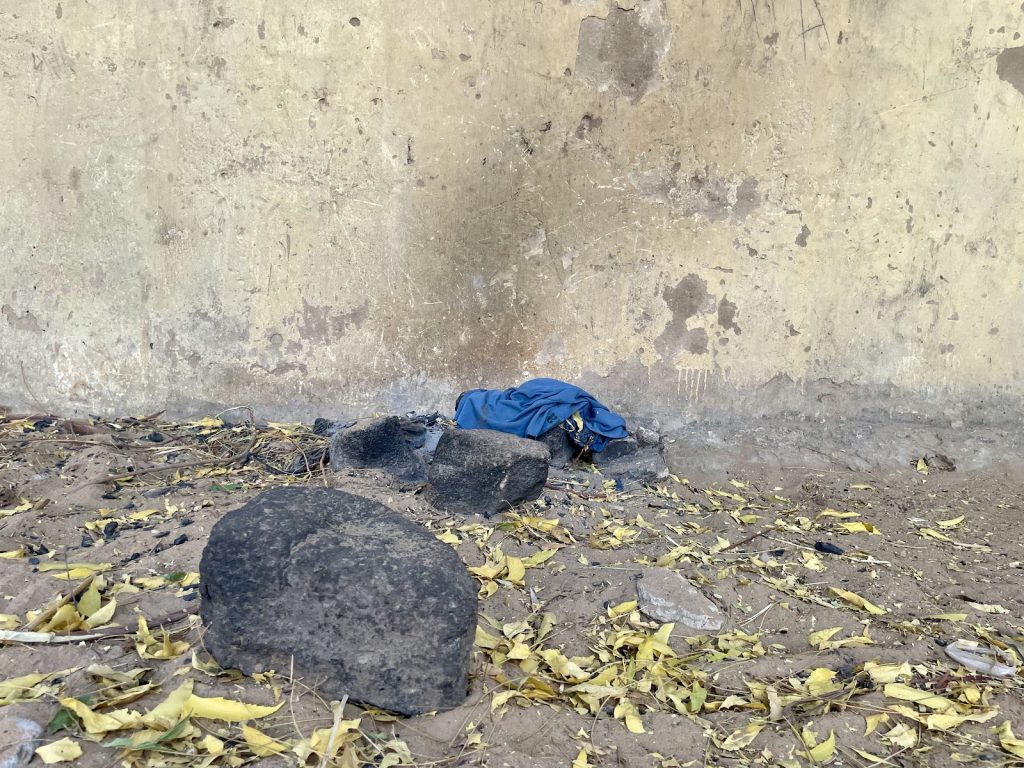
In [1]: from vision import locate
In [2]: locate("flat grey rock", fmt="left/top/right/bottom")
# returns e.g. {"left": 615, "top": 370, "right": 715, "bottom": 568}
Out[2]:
{"left": 329, "top": 416, "right": 426, "bottom": 483}
{"left": 427, "top": 429, "right": 549, "bottom": 517}
{"left": 595, "top": 448, "right": 669, "bottom": 484}
{"left": 0, "top": 715, "right": 41, "bottom": 768}
{"left": 199, "top": 487, "right": 477, "bottom": 715}
{"left": 636, "top": 568, "right": 724, "bottom": 631}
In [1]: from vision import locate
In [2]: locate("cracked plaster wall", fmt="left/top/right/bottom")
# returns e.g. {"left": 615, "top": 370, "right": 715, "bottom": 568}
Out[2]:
{"left": 1, "top": 0, "right": 1022, "bottom": 427}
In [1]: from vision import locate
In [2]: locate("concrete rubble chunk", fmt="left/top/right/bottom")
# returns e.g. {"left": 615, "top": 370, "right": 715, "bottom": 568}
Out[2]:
{"left": 0, "top": 714, "right": 42, "bottom": 768}
{"left": 427, "top": 429, "right": 550, "bottom": 517}
{"left": 635, "top": 568, "right": 724, "bottom": 631}
{"left": 199, "top": 487, "right": 478, "bottom": 715}
{"left": 329, "top": 416, "right": 426, "bottom": 483}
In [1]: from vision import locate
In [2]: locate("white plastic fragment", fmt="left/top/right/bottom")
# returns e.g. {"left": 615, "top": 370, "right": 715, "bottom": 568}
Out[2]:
{"left": 944, "top": 639, "right": 1017, "bottom": 677}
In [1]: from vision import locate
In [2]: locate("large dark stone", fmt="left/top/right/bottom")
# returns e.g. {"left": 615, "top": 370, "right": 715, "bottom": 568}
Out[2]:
{"left": 426, "top": 429, "right": 549, "bottom": 517}
{"left": 199, "top": 488, "right": 477, "bottom": 715}
{"left": 329, "top": 416, "right": 426, "bottom": 483}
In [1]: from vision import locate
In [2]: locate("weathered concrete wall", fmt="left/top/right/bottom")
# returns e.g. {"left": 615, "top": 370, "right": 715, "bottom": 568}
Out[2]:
{"left": 2, "top": 1, "right": 1023, "bottom": 427}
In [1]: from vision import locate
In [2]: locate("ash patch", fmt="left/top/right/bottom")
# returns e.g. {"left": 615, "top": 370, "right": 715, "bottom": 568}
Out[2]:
{"left": 574, "top": 1, "right": 670, "bottom": 102}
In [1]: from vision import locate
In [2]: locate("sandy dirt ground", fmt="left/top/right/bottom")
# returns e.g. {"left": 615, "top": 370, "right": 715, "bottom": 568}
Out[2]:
{"left": 0, "top": 413, "right": 1022, "bottom": 768}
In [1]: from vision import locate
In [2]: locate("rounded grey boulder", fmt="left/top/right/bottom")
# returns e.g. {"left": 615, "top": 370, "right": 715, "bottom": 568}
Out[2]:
{"left": 199, "top": 487, "right": 477, "bottom": 715}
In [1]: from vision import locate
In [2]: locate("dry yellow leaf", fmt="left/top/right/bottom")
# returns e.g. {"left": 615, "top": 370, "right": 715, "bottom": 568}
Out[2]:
{"left": 884, "top": 683, "right": 957, "bottom": 713}
{"left": 997, "top": 721, "right": 1024, "bottom": 760}
{"left": 243, "top": 724, "right": 289, "bottom": 756}
{"left": 85, "top": 597, "right": 117, "bottom": 629}
{"left": 521, "top": 548, "right": 558, "bottom": 568}
{"left": 828, "top": 587, "right": 886, "bottom": 615}
{"left": 0, "top": 673, "right": 48, "bottom": 704}
{"left": 801, "top": 727, "right": 836, "bottom": 763}
{"left": 884, "top": 721, "right": 918, "bottom": 748}
{"left": 35, "top": 738, "right": 83, "bottom": 764}
{"left": 817, "top": 508, "right": 859, "bottom": 519}
{"left": 183, "top": 694, "right": 283, "bottom": 722}
{"left": 572, "top": 747, "right": 592, "bottom": 768}
{"left": 808, "top": 627, "right": 873, "bottom": 650}
{"left": 142, "top": 680, "right": 194, "bottom": 729}
{"left": 38, "top": 562, "right": 112, "bottom": 580}
{"left": 614, "top": 699, "right": 645, "bottom": 734}
{"left": 136, "top": 617, "right": 189, "bottom": 659}
{"left": 58, "top": 698, "right": 142, "bottom": 734}
{"left": 838, "top": 522, "right": 880, "bottom": 535}
{"left": 607, "top": 600, "right": 638, "bottom": 618}
{"left": 39, "top": 604, "right": 87, "bottom": 633}
{"left": 201, "top": 735, "right": 225, "bottom": 755}
{"left": 936, "top": 515, "right": 965, "bottom": 529}
{"left": 919, "top": 528, "right": 953, "bottom": 542}
{"left": 714, "top": 722, "right": 764, "bottom": 751}
{"left": 504, "top": 556, "right": 526, "bottom": 585}
{"left": 864, "top": 713, "right": 890, "bottom": 735}
{"left": 805, "top": 668, "right": 841, "bottom": 697}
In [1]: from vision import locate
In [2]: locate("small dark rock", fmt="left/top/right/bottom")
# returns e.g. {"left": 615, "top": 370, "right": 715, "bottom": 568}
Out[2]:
{"left": 633, "top": 426, "right": 661, "bottom": 448}
{"left": 537, "top": 427, "right": 577, "bottom": 468}
{"left": 329, "top": 417, "right": 426, "bottom": 483}
{"left": 180, "top": 518, "right": 193, "bottom": 527}
{"left": 127, "top": 552, "right": 140, "bottom": 562}
{"left": 172, "top": 534, "right": 188, "bottom": 546}
{"left": 80, "top": 535, "right": 93, "bottom": 548}
{"left": 399, "top": 418, "right": 428, "bottom": 449}
{"left": 285, "top": 447, "right": 328, "bottom": 474}
{"left": 183, "top": 591, "right": 198, "bottom": 601}
{"left": 200, "top": 487, "right": 477, "bottom": 714}
{"left": 153, "top": 530, "right": 170, "bottom": 539}
{"left": 814, "top": 541, "right": 845, "bottom": 556}
{"left": 593, "top": 436, "right": 639, "bottom": 464}
{"left": 27, "top": 557, "right": 39, "bottom": 566}
{"left": 153, "top": 543, "right": 165, "bottom": 554}
{"left": 312, "top": 417, "right": 335, "bottom": 436}
{"left": 426, "top": 429, "right": 549, "bottom": 517}
{"left": 146, "top": 431, "right": 165, "bottom": 443}
{"left": 102, "top": 521, "right": 119, "bottom": 538}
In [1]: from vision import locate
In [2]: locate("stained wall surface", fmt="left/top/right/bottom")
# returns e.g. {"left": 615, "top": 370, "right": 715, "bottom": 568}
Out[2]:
{"left": 2, "top": 1, "right": 1022, "bottom": 425}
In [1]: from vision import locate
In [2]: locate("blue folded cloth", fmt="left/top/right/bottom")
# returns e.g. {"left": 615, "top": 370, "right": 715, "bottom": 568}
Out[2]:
{"left": 454, "top": 378, "right": 628, "bottom": 452}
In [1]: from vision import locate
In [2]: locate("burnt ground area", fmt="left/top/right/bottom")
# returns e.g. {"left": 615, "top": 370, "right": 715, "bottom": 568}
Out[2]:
{"left": 0, "top": 414, "right": 1022, "bottom": 767}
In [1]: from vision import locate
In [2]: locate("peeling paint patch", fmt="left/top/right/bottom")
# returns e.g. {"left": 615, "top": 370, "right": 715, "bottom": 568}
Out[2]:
{"left": 655, "top": 274, "right": 715, "bottom": 357}
{"left": 298, "top": 300, "right": 369, "bottom": 345}
{"left": 717, "top": 297, "right": 741, "bottom": 334}
{"left": 2, "top": 305, "right": 43, "bottom": 334}
{"left": 996, "top": 46, "right": 1024, "bottom": 95}
{"left": 630, "top": 163, "right": 761, "bottom": 222}
{"left": 575, "top": 0, "right": 670, "bottom": 101}
{"left": 795, "top": 224, "right": 811, "bottom": 247}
